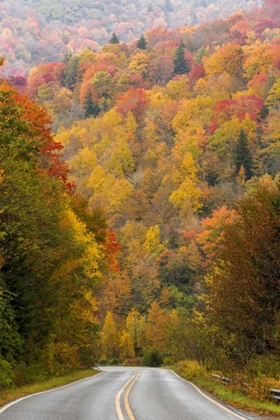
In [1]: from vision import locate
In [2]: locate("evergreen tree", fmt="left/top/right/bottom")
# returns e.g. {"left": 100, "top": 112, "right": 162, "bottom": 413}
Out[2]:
{"left": 234, "top": 129, "right": 253, "bottom": 181}
{"left": 136, "top": 35, "right": 147, "bottom": 50}
{"left": 63, "top": 55, "right": 80, "bottom": 91}
{"left": 84, "top": 91, "right": 101, "bottom": 118}
{"left": 173, "top": 42, "right": 191, "bottom": 75}
{"left": 109, "top": 32, "right": 120, "bottom": 44}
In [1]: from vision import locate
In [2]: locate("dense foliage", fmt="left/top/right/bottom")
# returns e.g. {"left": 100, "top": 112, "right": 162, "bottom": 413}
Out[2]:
{"left": 0, "top": 72, "right": 119, "bottom": 385}
{"left": 1, "top": 0, "right": 280, "bottom": 394}
{"left": 0, "top": 0, "right": 264, "bottom": 75}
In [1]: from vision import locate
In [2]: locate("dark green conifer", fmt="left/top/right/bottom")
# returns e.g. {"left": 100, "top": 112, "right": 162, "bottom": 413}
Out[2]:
{"left": 234, "top": 129, "right": 253, "bottom": 181}
{"left": 136, "top": 35, "right": 147, "bottom": 50}
{"left": 173, "top": 42, "right": 191, "bottom": 75}
{"left": 63, "top": 55, "right": 79, "bottom": 91}
{"left": 84, "top": 91, "right": 101, "bottom": 118}
{"left": 109, "top": 32, "right": 120, "bottom": 44}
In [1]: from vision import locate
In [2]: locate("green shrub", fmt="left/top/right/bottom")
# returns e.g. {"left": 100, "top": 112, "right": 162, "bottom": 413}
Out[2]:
{"left": 0, "top": 359, "right": 14, "bottom": 388}
{"left": 13, "top": 363, "right": 48, "bottom": 386}
{"left": 109, "top": 358, "right": 120, "bottom": 365}
{"left": 142, "top": 349, "right": 163, "bottom": 367}
{"left": 163, "top": 355, "right": 176, "bottom": 366}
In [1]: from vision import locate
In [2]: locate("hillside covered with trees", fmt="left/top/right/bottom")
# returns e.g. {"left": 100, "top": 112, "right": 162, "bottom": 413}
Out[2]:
{"left": 1, "top": 0, "right": 280, "bottom": 403}
{"left": 0, "top": 0, "right": 264, "bottom": 76}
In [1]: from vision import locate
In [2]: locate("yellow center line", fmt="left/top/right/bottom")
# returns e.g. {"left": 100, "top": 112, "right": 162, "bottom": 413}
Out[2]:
{"left": 115, "top": 370, "right": 139, "bottom": 420}
{"left": 124, "top": 370, "right": 139, "bottom": 420}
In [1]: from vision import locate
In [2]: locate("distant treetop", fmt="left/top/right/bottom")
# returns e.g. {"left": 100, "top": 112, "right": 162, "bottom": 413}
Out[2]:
{"left": 136, "top": 35, "right": 147, "bottom": 50}
{"left": 173, "top": 42, "right": 191, "bottom": 75}
{"left": 109, "top": 32, "right": 120, "bottom": 44}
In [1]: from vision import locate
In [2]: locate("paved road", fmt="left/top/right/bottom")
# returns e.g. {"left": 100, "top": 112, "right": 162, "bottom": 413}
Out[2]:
{"left": 0, "top": 366, "right": 255, "bottom": 420}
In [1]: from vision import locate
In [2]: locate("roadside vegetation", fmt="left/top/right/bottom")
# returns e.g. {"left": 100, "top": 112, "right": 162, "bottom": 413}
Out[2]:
{"left": 175, "top": 360, "right": 280, "bottom": 417}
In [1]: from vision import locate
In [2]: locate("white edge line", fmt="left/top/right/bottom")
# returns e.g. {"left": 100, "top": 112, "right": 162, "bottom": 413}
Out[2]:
{"left": 0, "top": 371, "right": 103, "bottom": 414}
{"left": 171, "top": 370, "right": 254, "bottom": 420}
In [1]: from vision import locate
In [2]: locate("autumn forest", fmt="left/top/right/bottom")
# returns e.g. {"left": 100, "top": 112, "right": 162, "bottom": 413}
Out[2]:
{"left": 1, "top": 0, "right": 280, "bottom": 397}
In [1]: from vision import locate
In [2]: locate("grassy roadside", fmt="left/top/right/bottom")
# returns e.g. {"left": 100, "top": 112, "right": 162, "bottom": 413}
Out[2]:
{"left": 0, "top": 369, "right": 100, "bottom": 408}
{"left": 173, "top": 368, "right": 280, "bottom": 418}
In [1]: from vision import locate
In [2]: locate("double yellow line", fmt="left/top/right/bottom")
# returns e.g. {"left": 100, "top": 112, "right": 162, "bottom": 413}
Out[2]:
{"left": 115, "top": 370, "right": 139, "bottom": 420}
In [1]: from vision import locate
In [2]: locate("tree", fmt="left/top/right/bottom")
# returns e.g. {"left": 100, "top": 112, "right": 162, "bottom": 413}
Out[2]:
{"left": 0, "top": 286, "right": 22, "bottom": 362}
{"left": 261, "top": 108, "right": 280, "bottom": 175}
{"left": 0, "top": 80, "right": 104, "bottom": 373}
{"left": 0, "top": 83, "right": 72, "bottom": 362}
{"left": 234, "top": 129, "right": 253, "bottom": 181}
{"left": 149, "top": 56, "right": 174, "bottom": 85}
{"left": 63, "top": 56, "right": 80, "bottom": 91}
{"left": 197, "top": 206, "right": 237, "bottom": 263}
{"left": 143, "top": 302, "right": 168, "bottom": 352}
{"left": 200, "top": 176, "right": 280, "bottom": 368}
{"left": 144, "top": 225, "right": 165, "bottom": 257}
{"left": 203, "top": 43, "right": 244, "bottom": 78}
{"left": 173, "top": 42, "right": 191, "bottom": 75}
{"left": 106, "top": 138, "right": 135, "bottom": 177}
{"left": 136, "top": 35, "right": 147, "bottom": 50}
{"left": 120, "top": 330, "right": 135, "bottom": 359}
{"left": 115, "top": 88, "right": 148, "bottom": 120}
{"left": 125, "top": 308, "right": 145, "bottom": 355}
{"left": 265, "top": 79, "right": 280, "bottom": 109}
{"left": 84, "top": 90, "right": 101, "bottom": 118}
{"left": 100, "top": 311, "right": 119, "bottom": 359}
{"left": 129, "top": 52, "right": 149, "bottom": 78}
{"left": 169, "top": 152, "right": 202, "bottom": 215}
{"left": 91, "top": 71, "right": 112, "bottom": 99}
{"left": 109, "top": 32, "right": 120, "bottom": 44}
{"left": 70, "top": 194, "right": 107, "bottom": 244}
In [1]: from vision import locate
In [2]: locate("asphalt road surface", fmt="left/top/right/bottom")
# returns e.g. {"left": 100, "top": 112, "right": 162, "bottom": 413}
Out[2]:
{"left": 0, "top": 366, "right": 255, "bottom": 420}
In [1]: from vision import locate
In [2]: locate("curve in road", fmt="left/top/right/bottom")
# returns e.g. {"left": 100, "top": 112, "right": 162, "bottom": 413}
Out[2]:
{"left": 0, "top": 367, "right": 256, "bottom": 420}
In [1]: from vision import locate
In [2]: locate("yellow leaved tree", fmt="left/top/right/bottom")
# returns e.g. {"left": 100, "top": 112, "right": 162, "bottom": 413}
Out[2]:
{"left": 143, "top": 225, "right": 165, "bottom": 256}
{"left": 100, "top": 311, "right": 120, "bottom": 360}
{"left": 45, "top": 208, "right": 104, "bottom": 370}
{"left": 169, "top": 152, "right": 202, "bottom": 215}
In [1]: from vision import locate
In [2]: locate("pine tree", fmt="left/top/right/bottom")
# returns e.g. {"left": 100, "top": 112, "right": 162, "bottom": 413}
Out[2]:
{"left": 63, "top": 56, "right": 79, "bottom": 90}
{"left": 173, "top": 42, "right": 191, "bottom": 75}
{"left": 136, "top": 35, "right": 147, "bottom": 50}
{"left": 109, "top": 32, "right": 120, "bottom": 44}
{"left": 84, "top": 91, "right": 101, "bottom": 118}
{"left": 234, "top": 129, "right": 253, "bottom": 181}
